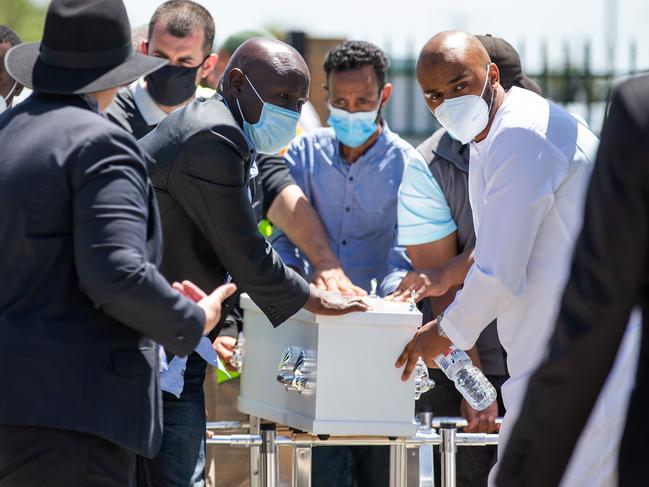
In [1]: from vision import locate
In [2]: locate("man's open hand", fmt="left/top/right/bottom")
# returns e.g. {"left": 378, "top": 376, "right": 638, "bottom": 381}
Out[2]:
{"left": 311, "top": 263, "right": 367, "bottom": 297}
{"left": 388, "top": 269, "right": 450, "bottom": 302}
{"left": 304, "top": 287, "right": 371, "bottom": 315}
{"left": 173, "top": 280, "right": 237, "bottom": 336}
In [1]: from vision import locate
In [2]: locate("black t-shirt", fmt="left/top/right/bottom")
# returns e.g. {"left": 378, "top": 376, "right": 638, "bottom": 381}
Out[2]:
{"left": 104, "top": 86, "right": 157, "bottom": 140}
{"left": 255, "top": 154, "right": 296, "bottom": 220}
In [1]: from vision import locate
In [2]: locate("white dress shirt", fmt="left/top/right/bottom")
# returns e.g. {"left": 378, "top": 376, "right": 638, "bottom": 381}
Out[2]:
{"left": 437, "top": 87, "right": 601, "bottom": 483}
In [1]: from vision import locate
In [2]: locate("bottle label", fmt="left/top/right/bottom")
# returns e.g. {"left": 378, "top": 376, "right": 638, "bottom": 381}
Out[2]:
{"left": 434, "top": 346, "right": 472, "bottom": 380}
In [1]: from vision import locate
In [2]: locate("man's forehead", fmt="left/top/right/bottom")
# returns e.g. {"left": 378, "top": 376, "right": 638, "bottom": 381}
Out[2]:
{"left": 417, "top": 55, "right": 481, "bottom": 86}
{"left": 328, "top": 66, "right": 378, "bottom": 90}
{"left": 150, "top": 22, "right": 205, "bottom": 48}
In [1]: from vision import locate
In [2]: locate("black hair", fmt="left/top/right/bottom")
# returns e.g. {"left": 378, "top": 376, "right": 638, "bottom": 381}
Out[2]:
{"left": 324, "top": 40, "right": 390, "bottom": 89}
{"left": 148, "top": 0, "right": 214, "bottom": 56}
{"left": 0, "top": 25, "right": 22, "bottom": 47}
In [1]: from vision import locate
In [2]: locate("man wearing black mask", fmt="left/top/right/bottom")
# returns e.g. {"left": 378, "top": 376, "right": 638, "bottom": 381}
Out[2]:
{"left": 105, "top": 0, "right": 217, "bottom": 139}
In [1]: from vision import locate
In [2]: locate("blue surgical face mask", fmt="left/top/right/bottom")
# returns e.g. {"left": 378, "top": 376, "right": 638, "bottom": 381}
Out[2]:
{"left": 326, "top": 97, "right": 381, "bottom": 148}
{"left": 236, "top": 74, "right": 301, "bottom": 154}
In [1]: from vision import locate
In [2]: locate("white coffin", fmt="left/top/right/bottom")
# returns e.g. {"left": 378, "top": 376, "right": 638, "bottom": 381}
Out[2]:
{"left": 237, "top": 294, "right": 423, "bottom": 436}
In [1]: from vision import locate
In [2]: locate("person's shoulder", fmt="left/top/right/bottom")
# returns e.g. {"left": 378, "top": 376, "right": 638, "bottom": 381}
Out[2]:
{"left": 185, "top": 96, "right": 250, "bottom": 156}
{"left": 611, "top": 74, "right": 649, "bottom": 130}
{"left": 103, "top": 86, "right": 137, "bottom": 127}
{"left": 383, "top": 127, "right": 426, "bottom": 165}
{"left": 287, "top": 127, "right": 336, "bottom": 156}
{"left": 144, "top": 96, "right": 250, "bottom": 160}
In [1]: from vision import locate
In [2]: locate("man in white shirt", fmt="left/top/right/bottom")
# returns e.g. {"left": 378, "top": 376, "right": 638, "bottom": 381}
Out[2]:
{"left": 395, "top": 30, "right": 599, "bottom": 484}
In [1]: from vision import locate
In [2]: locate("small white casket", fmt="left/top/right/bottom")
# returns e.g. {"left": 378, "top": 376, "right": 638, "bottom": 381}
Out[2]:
{"left": 237, "top": 294, "right": 427, "bottom": 436}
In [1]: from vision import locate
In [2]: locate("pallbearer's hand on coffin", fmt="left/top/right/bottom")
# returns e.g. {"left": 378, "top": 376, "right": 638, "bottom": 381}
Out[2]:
{"left": 388, "top": 269, "right": 450, "bottom": 302}
{"left": 172, "top": 280, "right": 237, "bottom": 335}
{"left": 304, "top": 287, "right": 371, "bottom": 315}
{"left": 310, "top": 263, "right": 368, "bottom": 297}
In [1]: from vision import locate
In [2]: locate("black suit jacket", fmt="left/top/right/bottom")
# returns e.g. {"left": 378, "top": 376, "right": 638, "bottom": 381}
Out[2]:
{"left": 140, "top": 94, "right": 310, "bottom": 333}
{"left": 0, "top": 93, "right": 204, "bottom": 457}
{"left": 497, "top": 75, "right": 649, "bottom": 486}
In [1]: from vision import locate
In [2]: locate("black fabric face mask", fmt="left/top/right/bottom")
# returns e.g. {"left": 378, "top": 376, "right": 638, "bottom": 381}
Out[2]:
{"left": 145, "top": 59, "right": 204, "bottom": 106}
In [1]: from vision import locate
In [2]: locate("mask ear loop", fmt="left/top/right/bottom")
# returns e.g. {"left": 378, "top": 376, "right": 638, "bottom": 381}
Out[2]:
{"left": 4, "top": 81, "right": 17, "bottom": 103}
{"left": 236, "top": 73, "right": 264, "bottom": 125}
{"left": 481, "top": 64, "right": 495, "bottom": 113}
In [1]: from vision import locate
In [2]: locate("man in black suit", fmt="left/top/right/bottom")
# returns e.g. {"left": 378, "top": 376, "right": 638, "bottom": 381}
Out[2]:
{"left": 0, "top": 1, "right": 236, "bottom": 486}
{"left": 140, "top": 37, "right": 368, "bottom": 486}
{"left": 496, "top": 74, "right": 649, "bottom": 487}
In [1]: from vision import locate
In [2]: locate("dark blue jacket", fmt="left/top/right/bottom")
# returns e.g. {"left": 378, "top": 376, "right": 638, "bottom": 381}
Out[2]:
{"left": 0, "top": 93, "right": 204, "bottom": 457}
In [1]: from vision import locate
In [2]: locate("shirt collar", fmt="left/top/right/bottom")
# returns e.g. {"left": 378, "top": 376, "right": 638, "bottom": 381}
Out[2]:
{"left": 133, "top": 78, "right": 169, "bottom": 126}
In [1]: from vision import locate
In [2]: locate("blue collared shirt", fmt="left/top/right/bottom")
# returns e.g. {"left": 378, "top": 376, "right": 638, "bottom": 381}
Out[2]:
{"left": 271, "top": 122, "right": 413, "bottom": 296}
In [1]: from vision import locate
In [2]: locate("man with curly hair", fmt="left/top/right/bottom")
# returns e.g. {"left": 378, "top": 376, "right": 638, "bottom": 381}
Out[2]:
{"left": 271, "top": 40, "right": 415, "bottom": 487}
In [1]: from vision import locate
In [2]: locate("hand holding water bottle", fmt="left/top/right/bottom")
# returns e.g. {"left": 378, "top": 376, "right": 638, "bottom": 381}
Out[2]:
{"left": 395, "top": 319, "right": 497, "bottom": 411}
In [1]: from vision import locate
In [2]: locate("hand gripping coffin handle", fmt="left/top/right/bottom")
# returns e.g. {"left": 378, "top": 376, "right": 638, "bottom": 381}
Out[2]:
{"left": 277, "top": 346, "right": 316, "bottom": 395}
{"left": 231, "top": 331, "right": 245, "bottom": 373}
{"left": 414, "top": 357, "right": 435, "bottom": 400}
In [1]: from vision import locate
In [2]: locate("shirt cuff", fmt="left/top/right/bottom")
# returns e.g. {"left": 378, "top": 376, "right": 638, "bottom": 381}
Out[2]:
{"left": 398, "top": 220, "right": 457, "bottom": 246}
{"left": 438, "top": 306, "right": 480, "bottom": 350}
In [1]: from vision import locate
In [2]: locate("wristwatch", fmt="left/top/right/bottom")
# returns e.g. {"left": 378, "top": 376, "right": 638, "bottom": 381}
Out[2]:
{"left": 435, "top": 312, "right": 449, "bottom": 339}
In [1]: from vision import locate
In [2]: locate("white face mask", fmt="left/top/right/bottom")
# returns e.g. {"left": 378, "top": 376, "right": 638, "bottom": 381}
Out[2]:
{"left": 0, "top": 81, "right": 17, "bottom": 114}
{"left": 433, "top": 65, "right": 494, "bottom": 144}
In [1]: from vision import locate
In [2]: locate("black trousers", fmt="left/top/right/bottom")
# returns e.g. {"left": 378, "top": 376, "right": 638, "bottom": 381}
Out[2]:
{"left": 0, "top": 425, "right": 136, "bottom": 487}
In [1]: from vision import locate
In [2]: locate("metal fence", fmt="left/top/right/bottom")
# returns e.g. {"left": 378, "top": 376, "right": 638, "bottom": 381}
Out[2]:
{"left": 382, "top": 40, "right": 644, "bottom": 145}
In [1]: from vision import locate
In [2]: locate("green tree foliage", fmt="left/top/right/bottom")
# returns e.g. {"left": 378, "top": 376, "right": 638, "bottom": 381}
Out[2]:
{"left": 0, "top": 0, "right": 47, "bottom": 42}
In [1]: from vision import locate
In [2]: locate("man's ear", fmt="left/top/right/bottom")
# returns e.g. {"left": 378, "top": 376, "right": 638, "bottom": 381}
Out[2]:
{"left": 14, "top": 83, "right": 24, "bottom": 98}
{"left": 228, "top": 68, "right": 245, "bottom": 95}
{"left": 200, "top": 53, "right": 219, "bottom": 80}
{"left": 489, "top": 63, "right": 500, "bottom": 88}
{"left": 380, "top": 83, "right": 393, "bottom": 107}
{"left": 139, "top": 39, "right": 149, "bottom": 55}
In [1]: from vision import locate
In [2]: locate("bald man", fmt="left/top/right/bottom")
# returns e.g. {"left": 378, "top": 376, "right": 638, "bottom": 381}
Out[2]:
{"left": 139, "top": 38, "right": 368, "bottom": 486}
{"left": 395, "top": 31, "right": 600, "bottom": 484}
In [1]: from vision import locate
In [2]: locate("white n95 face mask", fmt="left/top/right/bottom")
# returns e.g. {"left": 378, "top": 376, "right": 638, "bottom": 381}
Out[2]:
{"left": 0, "top": 82, "right": 17, "bottom": 114}
{"left": 433, "top": 65, "right": 494, "bottom": 145}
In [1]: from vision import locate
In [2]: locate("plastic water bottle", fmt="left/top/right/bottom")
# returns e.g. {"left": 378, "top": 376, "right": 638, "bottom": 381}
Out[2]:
{"left": 434, "top": 345, "right": 497, "bottom": 411}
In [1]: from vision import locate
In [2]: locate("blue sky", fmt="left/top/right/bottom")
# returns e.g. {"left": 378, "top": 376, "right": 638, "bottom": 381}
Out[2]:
{"left": 123, "top": 0, "right": 648, "bottom": 74}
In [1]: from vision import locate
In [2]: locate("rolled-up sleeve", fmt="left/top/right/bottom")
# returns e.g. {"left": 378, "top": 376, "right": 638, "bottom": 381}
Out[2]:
{"left": 398, "top": 156, "right": 456, "bottom": 246}
{"left": 441, "top": 129, "right": 560, "bottom": 349}
{"left": 73, "top": 132, "right": 205, "bottom": 357}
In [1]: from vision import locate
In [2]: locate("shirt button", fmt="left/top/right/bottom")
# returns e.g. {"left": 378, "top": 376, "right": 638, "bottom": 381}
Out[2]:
{"left": 342, "top": 240, "right": 347, "bottom": 246}
{"left": 348, "top": 176, "right": 354, "bottom": 182}
{"left": 345, "top": 207, "right": 351, "bottom": 212}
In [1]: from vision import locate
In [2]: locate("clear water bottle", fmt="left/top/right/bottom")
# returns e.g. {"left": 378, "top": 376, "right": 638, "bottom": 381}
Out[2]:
{"left": 434, "top": 345, "right": 497, "bottom": 411}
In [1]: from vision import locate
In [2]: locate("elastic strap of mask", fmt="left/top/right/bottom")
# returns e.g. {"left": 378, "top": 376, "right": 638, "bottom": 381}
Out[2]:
{"left": 482, "top": 64, "right": 495, "bottom": 113}
{"left": 4, "top": 81, "right": 17, "bottom": 102}
{"left": 235, "top": 97, "right": 249, "bottom": 124}
{"left": 243, "top": 74, "right": 265, "bottom": 104}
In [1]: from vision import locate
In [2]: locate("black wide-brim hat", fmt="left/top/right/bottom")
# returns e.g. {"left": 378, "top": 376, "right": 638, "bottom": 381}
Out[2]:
{"left": 5, "top": 0, "right": 167, "bottom": 95}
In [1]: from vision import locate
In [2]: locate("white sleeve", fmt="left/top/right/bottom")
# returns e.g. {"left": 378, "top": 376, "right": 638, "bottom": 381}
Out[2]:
{"left": 441, "top": 129, "right": 566, "bottom": 349}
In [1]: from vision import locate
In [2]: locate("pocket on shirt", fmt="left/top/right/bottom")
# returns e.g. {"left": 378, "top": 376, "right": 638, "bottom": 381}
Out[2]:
{"left": 112, "top": 347, "right": 157, "bottom": 377}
